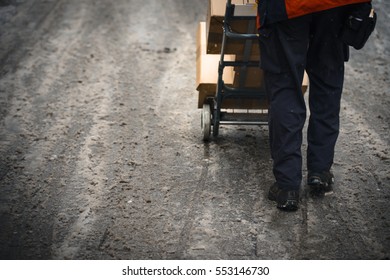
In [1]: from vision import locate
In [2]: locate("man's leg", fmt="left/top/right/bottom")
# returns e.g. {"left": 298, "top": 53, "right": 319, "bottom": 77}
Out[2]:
{"left": 259, "top": 16, "right": 311, "bottom": 209}
{"left": 306, "top": 7, "right": 347, "bottom": 191}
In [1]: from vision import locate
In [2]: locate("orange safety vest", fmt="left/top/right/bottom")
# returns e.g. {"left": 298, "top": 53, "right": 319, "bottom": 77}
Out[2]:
{"left": 257, "top": 0, "right": 371, "bottom": 28}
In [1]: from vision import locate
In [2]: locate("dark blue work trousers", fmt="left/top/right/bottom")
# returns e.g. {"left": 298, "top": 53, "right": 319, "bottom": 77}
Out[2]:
{"left": 258, "top": 7, "right": 348, "bottom": 190}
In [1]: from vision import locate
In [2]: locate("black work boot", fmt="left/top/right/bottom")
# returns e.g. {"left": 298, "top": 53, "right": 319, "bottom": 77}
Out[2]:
{"left": 268, "top": 183, "right": 299, "bottom": 211}
{"left": 307, "top": 171, "right": 334, "bottom": 195}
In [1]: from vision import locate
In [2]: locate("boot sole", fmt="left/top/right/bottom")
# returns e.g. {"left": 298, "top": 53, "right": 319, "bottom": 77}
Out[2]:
{"left": 308, "top": 182, "right": 334, "bottom": 196}
{"left": 269, "top": 192, "right": 299, "bottom": 211}
{"left": 277, "top": 200, "right": 299, "bottom": 211}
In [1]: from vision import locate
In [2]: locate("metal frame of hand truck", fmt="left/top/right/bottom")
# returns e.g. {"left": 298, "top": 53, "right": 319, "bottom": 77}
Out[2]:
{"left": 201, "top": 0, "right": 268, "bottom": 141}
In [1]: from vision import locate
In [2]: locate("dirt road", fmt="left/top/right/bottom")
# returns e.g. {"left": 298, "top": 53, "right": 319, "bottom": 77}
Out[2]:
{"left": 0, "top": 0, "right": 389, "bottom": 260}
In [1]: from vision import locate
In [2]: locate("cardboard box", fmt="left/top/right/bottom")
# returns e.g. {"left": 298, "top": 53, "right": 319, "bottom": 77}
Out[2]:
{"left": 196, "top": 21, "right": 236, "bottom": 108}
{"left": 197, "top": 23, "right": 267, "bottom": 109}
{"left": 302, "top": 72, "right": 308, "bottom": 94}
{"left": 206, "top": 0, "right": 259, "bottom": 55}
{"left": 233, "top": 67, "right": 263, "bottom": 88}
{"left": 209, "top": 0, "right": 257, "bottom": 17}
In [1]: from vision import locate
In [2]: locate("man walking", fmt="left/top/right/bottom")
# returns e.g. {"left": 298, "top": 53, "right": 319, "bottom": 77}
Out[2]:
{"left": 257, "top": 0, "right": 372, "bottom": 210}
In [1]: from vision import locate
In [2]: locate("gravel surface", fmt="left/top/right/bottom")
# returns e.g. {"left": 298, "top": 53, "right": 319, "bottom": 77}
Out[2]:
{"left": 0, "top": 0, "right": 389, "bottom": 260}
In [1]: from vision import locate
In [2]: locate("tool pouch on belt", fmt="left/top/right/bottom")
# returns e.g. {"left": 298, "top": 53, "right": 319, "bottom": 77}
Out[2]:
{"left": 340, "top": 3, "right": 377, "bottom": 50}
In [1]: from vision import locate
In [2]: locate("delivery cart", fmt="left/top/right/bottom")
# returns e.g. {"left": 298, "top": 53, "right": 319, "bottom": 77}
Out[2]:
{"left": 198, "top": 0, "right": 268, "bottom": 141}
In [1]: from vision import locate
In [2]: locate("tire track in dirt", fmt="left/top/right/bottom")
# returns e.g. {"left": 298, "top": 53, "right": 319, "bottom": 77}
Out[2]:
{"left": 0, "top": 0, "right": 77, "bottom": 259}
{"left": 49, "top": 1, "right": 143, "bottom": 259}
{"left": 0, "top": 0, "right": 128, "bottom": 259}
{"left": 0, "top": 0, "right": 62, "bottom": 75}
{"left": 175, "top": 145, "right": 212, "bottom": 258}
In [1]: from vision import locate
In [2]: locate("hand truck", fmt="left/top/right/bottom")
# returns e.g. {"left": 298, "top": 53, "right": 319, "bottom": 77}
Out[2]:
{"left": 201, "top": 0, "right": 268, "bottom": 141}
